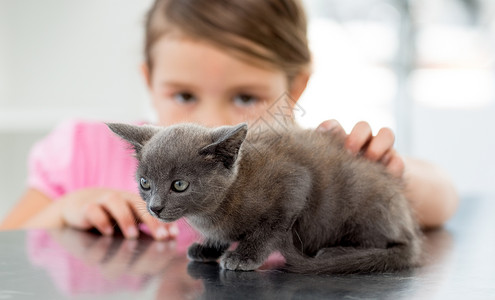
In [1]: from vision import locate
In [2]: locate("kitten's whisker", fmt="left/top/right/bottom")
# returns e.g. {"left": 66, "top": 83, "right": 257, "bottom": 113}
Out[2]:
{"left": 294, "top": 229, "right": 304, "bottom": 254}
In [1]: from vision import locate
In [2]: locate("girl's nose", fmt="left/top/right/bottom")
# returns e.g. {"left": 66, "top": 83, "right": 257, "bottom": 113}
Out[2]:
{"left": 196, "top": 101, "right": 233, "bottom": 127}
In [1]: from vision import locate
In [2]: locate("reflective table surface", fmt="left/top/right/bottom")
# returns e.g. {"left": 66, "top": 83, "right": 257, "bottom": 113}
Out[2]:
{"left": 1, "top": 195, "right": 494, "bottom": 299}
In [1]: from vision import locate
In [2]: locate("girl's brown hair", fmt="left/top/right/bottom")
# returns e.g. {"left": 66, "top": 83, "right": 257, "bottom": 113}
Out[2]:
{"left": 144, "top": 0, "right": 311, "bottom": 82}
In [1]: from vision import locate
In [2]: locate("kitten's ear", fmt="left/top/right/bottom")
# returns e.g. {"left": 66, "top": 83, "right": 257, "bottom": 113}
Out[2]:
{"left": 106, "top": 123, "right": 159, "bottom": 154}
{"left": 199, "top": 123, "right": 248, "bottom": 169}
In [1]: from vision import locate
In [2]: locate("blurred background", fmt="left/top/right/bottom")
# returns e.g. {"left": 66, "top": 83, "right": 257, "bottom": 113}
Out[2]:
{"left": 0, "top": 0, "right": 494, "bottom": 220}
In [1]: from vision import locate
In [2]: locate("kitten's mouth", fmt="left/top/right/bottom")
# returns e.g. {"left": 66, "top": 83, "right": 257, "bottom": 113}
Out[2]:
{"left": 151, "top": 207, "right": 186, "bottom": 222}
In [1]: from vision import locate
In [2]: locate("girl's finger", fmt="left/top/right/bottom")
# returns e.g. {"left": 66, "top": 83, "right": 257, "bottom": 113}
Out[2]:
{"left": 346, "top": 121, "right": 372, "bottom": 155}
{"left": 141, "top": 213, "right": 173, "bottom": 240}
{"left": 120, "top": 192, "right": 177, "bottom": 240}
{"left": 84, "top": 202, "right": 114, "bottom": 236}
{"left": 316, "top": 119, "right": 346, "bottom": 138}
{"left": 379, "top": 149, "right": 393, "bottom": 166}
{"left": 125, "top": 194, "right": 168, "bottom": 240}
{"left": 364, "top": 127, "right": 395, "bottom": 162}
{"left": 132, "top": 199, "right": 178, "bottom": 240}
{"left": 99, "top": 193, "right": 139, "bottom": 239}
{"left": 386, "top": 151, "right": 405, "bottom": 178}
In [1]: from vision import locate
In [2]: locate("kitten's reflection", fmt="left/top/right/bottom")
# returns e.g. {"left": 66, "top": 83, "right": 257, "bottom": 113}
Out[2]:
{"left": 185, "top": 228, "right": 455, "bottom": 299}
{"left": 187, "top": 261, "right": 419, "bottom": 299}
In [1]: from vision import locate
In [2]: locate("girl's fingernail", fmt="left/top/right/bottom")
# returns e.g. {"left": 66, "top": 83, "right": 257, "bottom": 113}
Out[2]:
{"left": 156, "top": 226, "right": 169, "bottom": 240}
{"left": 169, "top": 225, "right": 179, "bottom": 237}
{"left": 127, "top": 226, "right": 138, "bottom": 239}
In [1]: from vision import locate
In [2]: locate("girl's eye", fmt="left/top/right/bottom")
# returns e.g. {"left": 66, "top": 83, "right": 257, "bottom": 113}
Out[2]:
{"left": 173, "top": 92, "right": 197, "bottom": 104}
{"left": 171, "top": 180, "right": 189, "bottom": 192}
{"left": 233, "top": 94, "right": 258, "bottom": 107}
{"left": 140, "top": 177, "right": 151, "bottom": 190}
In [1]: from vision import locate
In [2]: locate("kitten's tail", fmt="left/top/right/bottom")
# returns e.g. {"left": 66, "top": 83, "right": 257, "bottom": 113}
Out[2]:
{"left": 280, "top": 238, "right": 421, "bottom": 274}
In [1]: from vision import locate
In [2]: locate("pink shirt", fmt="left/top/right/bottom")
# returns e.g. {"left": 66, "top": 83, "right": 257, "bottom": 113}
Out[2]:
{"left": 28, "top": 119, "right": 139, "bottom": 199}
{"left": 27, "top": 119, "right": 196, "bottom": 246}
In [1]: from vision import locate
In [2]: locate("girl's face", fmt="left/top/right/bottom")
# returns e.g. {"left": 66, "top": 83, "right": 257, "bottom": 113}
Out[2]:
{"left": 144, "top": 35, "right": 303, "bottom": 127}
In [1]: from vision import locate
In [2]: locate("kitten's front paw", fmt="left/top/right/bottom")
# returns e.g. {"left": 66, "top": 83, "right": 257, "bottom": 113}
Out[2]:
{"left": 187, "top": 243, "right": 225, "bottom": 262}
{"left": 220, "top": 251, "right": 263, "bottom": 271}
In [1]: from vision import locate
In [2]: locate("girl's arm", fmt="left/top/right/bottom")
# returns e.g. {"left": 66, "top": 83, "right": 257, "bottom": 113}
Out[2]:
{"left": 403, "top": 157, "right": 459, "bottom": 228}
{"left": 0, "top": 189, "right": 59, "bottom": 230}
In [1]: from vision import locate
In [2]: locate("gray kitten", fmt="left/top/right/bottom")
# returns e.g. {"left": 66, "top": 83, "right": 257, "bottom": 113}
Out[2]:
{"left": 107, "top": 122, "right": 421, "bottom": 274}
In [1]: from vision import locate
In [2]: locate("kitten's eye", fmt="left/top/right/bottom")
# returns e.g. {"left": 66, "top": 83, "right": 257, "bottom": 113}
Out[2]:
{"left": 140, "top": 177, "right": 151, "bottom": 190}
{"left": 173, "top": 92, "right": 197, "bottom": 104}
{"left": 233, "top": 94, "right": 258, "bottom": 107}
{"left": 171, "top": 180, "right": 189, "bottom": 192}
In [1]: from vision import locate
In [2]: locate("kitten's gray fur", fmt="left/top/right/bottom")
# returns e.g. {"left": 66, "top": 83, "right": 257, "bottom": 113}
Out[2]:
{"left": 107, "top": 122, "right": 422, "bottom": 274}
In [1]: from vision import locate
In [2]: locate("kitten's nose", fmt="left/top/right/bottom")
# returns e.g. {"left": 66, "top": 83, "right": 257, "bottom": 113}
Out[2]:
{"left": 149, "top": 205, "right": 163, "bottom": 216}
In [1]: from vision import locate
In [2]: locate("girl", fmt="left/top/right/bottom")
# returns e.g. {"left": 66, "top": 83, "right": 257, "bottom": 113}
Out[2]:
{"left": 0, "top": 0, "right": 458, "bottom": 240}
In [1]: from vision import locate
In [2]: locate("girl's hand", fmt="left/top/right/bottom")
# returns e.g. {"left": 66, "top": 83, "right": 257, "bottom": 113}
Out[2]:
{"left": 59, "top": 188, "right": 178, "bottom": 240}
{"left": 317, "top": 120, "right": 405, "bottom": 178}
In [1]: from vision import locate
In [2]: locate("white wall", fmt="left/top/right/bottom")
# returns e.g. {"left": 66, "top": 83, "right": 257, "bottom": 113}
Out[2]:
{"left": 0, "top": 0, "right": 155, "bottom": 131}
{"left": 412, "top": 105, "right": 495, "bottom": 196}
